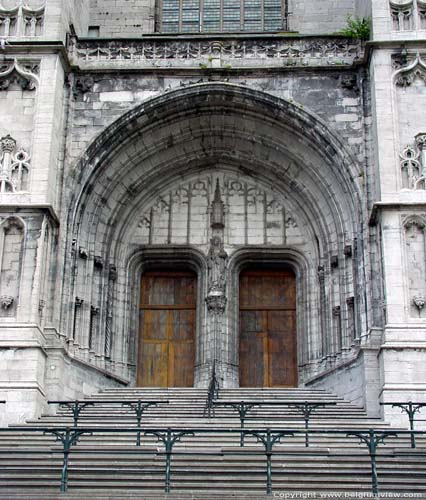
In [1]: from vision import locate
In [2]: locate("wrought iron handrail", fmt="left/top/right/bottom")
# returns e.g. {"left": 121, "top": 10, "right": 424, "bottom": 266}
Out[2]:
{"left": 0, "top": 425, "right": 424, "bottom": 496}
{"left": 48, "top": 399, "right": 169, "bottom": 428}
{"left": 213, "top": 400, "right": 337, "bottom": 446}
{"left": 203, "top": 361, "right": 220, "bottom": 417}
{"left": 381, "top": 401, "right": 426, "bottom": 448}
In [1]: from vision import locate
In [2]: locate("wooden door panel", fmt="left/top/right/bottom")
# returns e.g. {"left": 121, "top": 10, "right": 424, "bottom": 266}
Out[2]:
{"left": 239, "top": 269, "right": 297, "bottom": 388}
{"left": 240, "top": 328, "right": 265, "bottom": 387}
{"left": 170, "top": 342, "right": 195, "bottom": 387}
{"left": 138, "top": 271, "right": 196, "bottom": 387}
{"left": 171, "top": 310, "right": 195, "bottom": 341}
{"left": 139, "top": 310, "right": 168, "bottom": 341}
{"left": 138, "top": 342, "right": 168, "bottom": 387}
{"left": 268, "top": 317, "right": 297, "bottom": 387}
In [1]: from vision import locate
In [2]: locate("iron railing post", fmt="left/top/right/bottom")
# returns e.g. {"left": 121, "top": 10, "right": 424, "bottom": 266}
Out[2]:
{"left": 43, "top": 427, "right": 92, "bottom": 492}
{"left": 346, "top": 429, "right": 398, "bottom": 497}
{"left": 291, "top": 401, "right": 330, "bottom": 447}
{"left": 381, "top": 402, "right": 426, "bottom": 448}
{"left": 244, "top": 428, "right": 295, "bottom": 495}
{"left": 122, "top": 400, "right": 158, "bottom": 446}
{"left": 144, "top": 427, "right": 194, "bottom": 493}
{"left": 204, "top": 360, "right": 220, "bottom": 418}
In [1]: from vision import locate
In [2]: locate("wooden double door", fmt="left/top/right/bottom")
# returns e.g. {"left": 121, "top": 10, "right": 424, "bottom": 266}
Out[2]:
{"left": 137, "top": 268, "right": 297, "bottom": 388}
{"left": 137, "top": 271, "right": 196, "bottom": 387}
{"left": 239, "top": 269, "right": 297, "bottom": 387}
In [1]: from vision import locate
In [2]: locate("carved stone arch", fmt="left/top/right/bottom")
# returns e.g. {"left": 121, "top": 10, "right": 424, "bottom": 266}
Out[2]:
{"left": 60, "top": 83, "right": 366, "bottom": 384}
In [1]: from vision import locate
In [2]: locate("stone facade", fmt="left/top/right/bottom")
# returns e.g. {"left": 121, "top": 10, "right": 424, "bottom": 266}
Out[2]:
{"left": 0, "top": 0, "right": 425, "bottom": 429}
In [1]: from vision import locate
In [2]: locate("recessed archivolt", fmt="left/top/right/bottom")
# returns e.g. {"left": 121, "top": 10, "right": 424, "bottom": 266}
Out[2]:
{"left": 66, "top": 83, "right": 363, "bottom": 273}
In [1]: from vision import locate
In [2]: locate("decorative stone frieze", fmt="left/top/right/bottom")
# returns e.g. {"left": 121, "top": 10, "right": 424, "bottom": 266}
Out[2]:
{"left": 70, "top": 36, "right": 363, "bottom": 71}
{"left": 399, "top": 133, "right": 426, "bottom": 189}
{"left": 0, "top": 134, "right": 31, "bottom": 193}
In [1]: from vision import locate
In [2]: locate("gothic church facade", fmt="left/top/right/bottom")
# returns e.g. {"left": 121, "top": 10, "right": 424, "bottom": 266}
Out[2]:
{"left": 0, "top": 0, "right": 425, "bottom": 427}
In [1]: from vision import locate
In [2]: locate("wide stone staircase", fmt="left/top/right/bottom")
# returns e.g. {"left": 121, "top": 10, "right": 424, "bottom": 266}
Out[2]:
{"left": 0, "top": 387, "right": 425, "bottom": 499}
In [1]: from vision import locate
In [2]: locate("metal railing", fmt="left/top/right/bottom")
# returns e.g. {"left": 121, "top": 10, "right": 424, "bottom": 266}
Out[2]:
{"left": 0, "top": 425, "right": 423, "bottom": 496}
{"left": 213, "top": 400, "right": 337, "bottom": 446}
{"left": 48, "top": 399, "right": 169, "bottom": 446}
{"left": 203, "top": 361, "right": 220, "bottom": 417}
{"left": 381, "top": 401, "right": 426, "bottom": 448}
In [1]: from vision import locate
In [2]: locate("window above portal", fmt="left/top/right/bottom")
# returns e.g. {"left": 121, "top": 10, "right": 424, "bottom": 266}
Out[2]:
{"left": 159, "top": 0, "right": 285, "bottom": 33}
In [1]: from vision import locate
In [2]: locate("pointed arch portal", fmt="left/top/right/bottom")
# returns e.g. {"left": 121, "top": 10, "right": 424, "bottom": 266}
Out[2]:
{"left": 63, "top": 83, "right": 365, "bottom": 388}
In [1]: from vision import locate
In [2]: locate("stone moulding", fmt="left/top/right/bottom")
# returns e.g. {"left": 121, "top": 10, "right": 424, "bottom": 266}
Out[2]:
{"left": 69, "top": 36, "right": 363, "bottom": 70}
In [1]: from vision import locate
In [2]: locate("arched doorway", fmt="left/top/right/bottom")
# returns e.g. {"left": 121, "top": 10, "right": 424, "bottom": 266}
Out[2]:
{"left": 239, "top": 268, "right": 297, "bottom": 387}
{"left": 137, "top": 270, "right": 196, "bottom": 387}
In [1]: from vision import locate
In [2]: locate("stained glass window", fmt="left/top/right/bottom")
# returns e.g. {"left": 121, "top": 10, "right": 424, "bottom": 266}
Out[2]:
{"left": 160, "top": 0, "right": 284, "bottom": 32}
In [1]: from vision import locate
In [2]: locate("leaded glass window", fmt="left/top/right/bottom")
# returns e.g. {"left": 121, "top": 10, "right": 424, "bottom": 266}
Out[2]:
{"left": 159, "top": 0, "right": 284, "bottom": 32}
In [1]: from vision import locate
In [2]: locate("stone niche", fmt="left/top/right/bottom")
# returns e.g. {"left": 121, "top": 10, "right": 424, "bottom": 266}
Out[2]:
{"left": 0, "top": 217, "right": 25, "bottom": 318}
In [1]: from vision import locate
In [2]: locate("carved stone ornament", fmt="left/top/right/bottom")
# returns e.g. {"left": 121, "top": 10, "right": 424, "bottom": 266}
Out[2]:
{"left": 415, "top": 133, "right": 426, "bottom": 150}
{"left": 394, "top": 53, "right": 426, "bottom": 87}
{"left": 206, "top": 289, "right": 227, "bottom": 314}
{"left": 0, "top": 295, "right": 14, "bottom": 309}
{"left": 1, "top": 134, "right": 16, "bottom": 153}
{"left": 94, "top": 255, "right": 103, "bottom": 269}
{"left": 413, "top": 295, "right": 426, "bottom": 312}
{"left": 0, "top": 59, "right": 40, "bottom": 91}
{"left": 0, "top": 133, "right": 31, "bottom": 192}
{"left": 109, "top": 264, "right": 117, "bottom": 281}
{"left": 78, "top": 246, "right": 88, "bottom": 259}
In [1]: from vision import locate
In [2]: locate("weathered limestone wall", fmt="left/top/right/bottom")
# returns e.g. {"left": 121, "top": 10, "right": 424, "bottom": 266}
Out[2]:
{"left": 89, "top": 0, "right": 155, "bottom": 36}
{"left": 67, "top": 71, "right": 367, "bottom": 169}
{"left": 289, "top": 0, "right": 356, "bottom": 34}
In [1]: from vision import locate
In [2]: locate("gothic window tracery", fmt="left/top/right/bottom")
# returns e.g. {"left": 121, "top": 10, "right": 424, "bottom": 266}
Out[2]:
{"left": 159, "top": 0, "right": 285, "bottom": 33}
{"left": 0, "top": 2, "right": 45, "bottom": 39}
{"left": 0, "top": 134, "right": 31, "bottom": 193}
{"left": 390, "top": 0, "right": 414, "bottom": 30}
{"left": 399, "top": 133, "right": 426, "bottom": 189}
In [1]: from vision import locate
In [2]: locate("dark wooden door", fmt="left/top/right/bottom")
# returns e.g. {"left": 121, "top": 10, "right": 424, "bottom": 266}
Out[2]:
{"left": 137, "top": 271, "right": 196, "bottom": 387}
{"left": 239, "top": 269, "right": 297, "bottom": 387}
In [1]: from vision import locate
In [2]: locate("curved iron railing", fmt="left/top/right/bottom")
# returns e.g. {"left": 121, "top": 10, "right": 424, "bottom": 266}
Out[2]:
{"left": 203, "top": 360, "right": 220, "bottom": 417}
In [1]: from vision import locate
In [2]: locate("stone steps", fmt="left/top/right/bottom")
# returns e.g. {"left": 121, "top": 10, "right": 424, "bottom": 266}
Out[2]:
{"left": 0, "top": 387, "right": 424, "bottom": 497}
